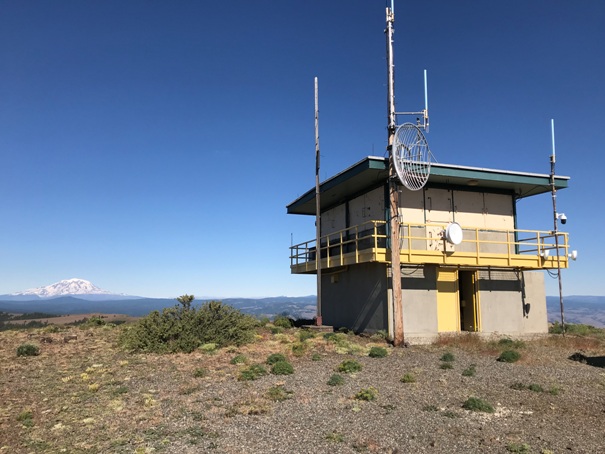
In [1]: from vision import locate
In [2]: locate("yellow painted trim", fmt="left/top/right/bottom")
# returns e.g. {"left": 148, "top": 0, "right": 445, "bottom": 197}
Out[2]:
{"left": 290, "top": 220, "right": 571, "bottom": 274}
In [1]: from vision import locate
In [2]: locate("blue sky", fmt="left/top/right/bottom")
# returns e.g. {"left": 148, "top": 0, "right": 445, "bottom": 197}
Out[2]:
{"left": 1, "top": 0, "right": 603, "bottom": 298}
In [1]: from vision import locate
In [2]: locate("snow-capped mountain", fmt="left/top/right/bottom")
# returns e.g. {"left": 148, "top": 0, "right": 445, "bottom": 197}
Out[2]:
{"left": 13, "top": 278, "right": 113, "bottom": 297}
{"left": 0, "top": 278, "right": 142, "bottom": 302}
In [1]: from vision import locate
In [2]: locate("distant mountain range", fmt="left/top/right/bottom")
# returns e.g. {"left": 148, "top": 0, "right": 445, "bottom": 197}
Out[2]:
{"left": 1, "top": 279, "right": 603, "bottom": 327}
{"left": 546, "top": 295, "right": 605, "bottom": 328}
{"left": 0, "top": 278, "right": 317, "bottom": 319}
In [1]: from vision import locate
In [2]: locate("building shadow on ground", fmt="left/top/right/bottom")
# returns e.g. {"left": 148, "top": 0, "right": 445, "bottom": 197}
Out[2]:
{"left": 568, "top": 352, "right": 605, "bottom": 368}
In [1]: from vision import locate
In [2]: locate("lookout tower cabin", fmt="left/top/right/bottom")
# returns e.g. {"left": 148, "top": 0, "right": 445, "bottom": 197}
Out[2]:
{"left": 287, "top": 156, "right": 571, "bottom": 343}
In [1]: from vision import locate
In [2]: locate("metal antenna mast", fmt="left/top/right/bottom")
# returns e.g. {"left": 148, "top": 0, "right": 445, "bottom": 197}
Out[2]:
{"left": 314, "top": 77, "right": 322, "bottom": 326}
{"left": 550, "top": 119, "right": 565, "bottom": 334}
{"left": 386, "top": 1, "right": 404, "bottom": 346}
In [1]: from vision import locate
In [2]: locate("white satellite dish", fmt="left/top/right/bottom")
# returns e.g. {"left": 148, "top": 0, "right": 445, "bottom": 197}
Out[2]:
{"left": 392, "top": 123, "right": 432, "bottom": 191}
{"left": 444, "top": 222, "right": 463, "bottom": 245}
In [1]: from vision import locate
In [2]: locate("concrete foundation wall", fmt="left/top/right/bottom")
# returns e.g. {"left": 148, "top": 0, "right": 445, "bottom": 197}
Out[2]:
{"left": 478, "top": 270, "right": 547, "bottom": 334}
{"left": 321, "top": 263, "right": 388, "bottom": 332}
{"left": 401, "top": 266, "right": 438, "bottom": 335}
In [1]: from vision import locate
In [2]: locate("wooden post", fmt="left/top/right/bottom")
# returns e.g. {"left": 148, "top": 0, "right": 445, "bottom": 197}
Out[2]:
{"left": 386, "top": 3, "right": 404, "bottom": 346}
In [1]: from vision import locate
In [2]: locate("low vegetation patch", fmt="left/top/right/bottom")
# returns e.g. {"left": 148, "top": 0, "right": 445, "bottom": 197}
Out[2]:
{"left": 355, "top": 386, "right": 378, "bottom": 401}
{"left": 327, "top": 374, "right": 345, "bottom": 386}
{"left": 120, "top": 298, "right": 258, "bottom": 353}
{"left": 462, "top": 364, "right": 477, "bottom": 377}
{"left": 270, "top": 360, "right": 294, "bottom": 375}
{"left": 337, "top": 359, "right": 363, "bottom": 374}
{"left": 266, "top": 385, "right": 293, "bottom": 402}
{"left": 16, "top": 343, "right": 40, "bottom": 357}
{"left": 368, "top": 346, "right": 388, "bottom": 358}
{"left": 497, "top": 349, "right": 521, "bottom": 363}
{"left": 272, "top": 315, "right": 293, "bottom": 329}
{"left": 266, "top": 353, "right": 287, "bottom": 365}
{"left": 400, "top": 373, "right": 416, "bottom": 383}
{"left": 440, "top": 352, "right": 455, "bottom": 362}
{"left": 230, "top": 354, "right": 247, "bottom": 365}
{"left": 462, "top": 397, "right": 494, "bottom": 413}
{"left": 238, "top": 364, "right": 268, "bottom": 381}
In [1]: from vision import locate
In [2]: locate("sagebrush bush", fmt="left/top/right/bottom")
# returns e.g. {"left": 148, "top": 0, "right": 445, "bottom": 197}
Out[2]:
{"left": 119, "top": 301, "right": 258, "bottom": 353}
{"left": 327, "top": 374, "right": 345, "bottom": 386}
{"left": 462, "top": 364, "right": 477, "bottom": 377}
{"left": 440, "top": 352, "right": 455, "bottom": 362}
{"left": 291, "top": 342, "right": 307, "bottom": 357}
{"left": 497, "top": 349, "right": 521, "bottom": 363}
{"left": 298, "top": 330, "right": 315, "bottom": 341}
{"left": 238, "top": 364, "right": 267, "bottom": 381}
{"left": 271, "top": 360, "right": 294, "bottom": 375}
{"left": 17, "top": 344, "right": 40, "bottom": 357}
{"left": 273, "top": 315, "right": 293, "bottom": 329}
{"left": 266, "top": 353, "right": 287, "bottom": 365}
{"left": 400, "top": 373, "right": 416, "bottom": 383}
{"left": 337, "top": 359, "right": 362, "bottom": 374}
{"left": 462, "top": 397, "right": 494, "bottom": 413}
{"left": 368, "top": 346, "right": 388, "bottom": 358}
{"left": 230, "top": 354, "right": 247, "bottom": 365}
{"left": 355, "top": 386, "right": 378, "bottom": 401}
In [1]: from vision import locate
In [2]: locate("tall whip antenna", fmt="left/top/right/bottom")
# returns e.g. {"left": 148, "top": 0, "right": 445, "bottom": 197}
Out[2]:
{"left": 314, "top": 77, "right": 322, "bottom": 326}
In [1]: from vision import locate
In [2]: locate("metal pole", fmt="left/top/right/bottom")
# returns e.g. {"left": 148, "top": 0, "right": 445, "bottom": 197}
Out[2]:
{"left": 550, "top": 119, "right": 565, "bottom": 335}
{"left": 315, "top": 77, "right": 322, "bottom": 326}
{"left": 386, "top": 4, "right": 404, "bottom": 346}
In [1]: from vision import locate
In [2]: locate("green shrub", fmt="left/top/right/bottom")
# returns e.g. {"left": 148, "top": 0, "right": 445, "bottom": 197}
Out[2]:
{"left": 298, "top": 330, "right": 315, "bottom": 341}
{"left": 355, "top": 386, "right": 378, "bottom": 401}
{"left": 497, "top": 349, "right": 521, "bottom": 363}
{"left": 16, "top": 410, "right": 34, "bottom": 427}
{"left": 548, "top": 386, "right": 562, "bottom": 396}
{"left": 440, "top": 362, "right": 454, "bottom": 370}
{"left": 498, "top": 338, "right": 525, "bottom": 349}
{"left": 291, "top": 342, "right": 307, "bottom": 357}
{"left": 270, "top": 326, "right": 284, "bottom": 334}
{"left": 199, "top": 343, "right": 218, "bottom": 353}
{"left": 273, "top": 315, "right": 293, "bottom": 329}
{"left": 528, "top": 383, "right": 544, "bottom": 393}
{"left": 311, "top": 353, "right": 322, "bottom": 361}
{"left": 193, "top": 368, "right": 208, "bottom": 378}
{"left": 506, "top": 443, "right": 532, "bottom": 453}
{"left": 368, "top": 346, "right": 388, "bottom": 358}
{"left": 422, "top": 405, "right": 439, "bottom": 412}
{"left": 325, "top": 431, "right": 344, "bottom": 442}
{"left": 337, "top": 359, "right": 362, "bottom": 374}
{"left": 323, "top": 332, "right": 337, "bottom": 341}
{"left": 238, "top": 364, "right": 267, "bottom": 381}
{"left": 440, "top": 352, "right": 455, "bottom": 362}
{"left": 266, "top": 385, "right": 292, "bottom": 402}
{"left": 462, "top": 364, "right": 476, "bottom": 377}
{"left": 462, "top": 397, "right": 494, "bottom": 413}
{"left": 266, "top": 353, "right": 287, "bottom": 365}
{"left": 230, "top": 354, "right": 247, "bottom": 365}
{"left": 327, "top": 374, "right": 345, "bottom": 386}
{"left": 17, "top": 344, "right": 40, "bottom": 357}
{"left": 119, "top": 301, "right": 257, "bottom": 353}
{"left": 270, "top": 360, "right": 294, "bottom": 375}
{"left": 370, "top": 330, "right": 388, "bottom": 340}
{"left": 400, "top": 373, "right": 416, "bottom": 383}
{"left": 257, "top": 316, "right": 271, "bottom": 327}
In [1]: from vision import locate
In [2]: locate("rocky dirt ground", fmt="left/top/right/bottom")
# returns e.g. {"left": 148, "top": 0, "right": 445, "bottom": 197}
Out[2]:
{"left": 1, "top": 324, "right": 605, "bottom": 454}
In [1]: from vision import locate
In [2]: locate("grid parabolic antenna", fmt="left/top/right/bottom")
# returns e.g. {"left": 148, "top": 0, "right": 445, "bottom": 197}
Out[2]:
{"left": 392, "top": 123, "right": 432, "bottom": 191}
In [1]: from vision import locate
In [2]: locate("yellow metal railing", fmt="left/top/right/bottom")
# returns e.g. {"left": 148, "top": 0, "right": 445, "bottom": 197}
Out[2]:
{"left": 289, "top": 220, "right": 569, "bottom": 273}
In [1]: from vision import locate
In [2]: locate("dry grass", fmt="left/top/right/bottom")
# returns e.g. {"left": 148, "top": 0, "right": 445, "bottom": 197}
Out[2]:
{"left": 1, "top": 323, "right": 604, "bottom": 453}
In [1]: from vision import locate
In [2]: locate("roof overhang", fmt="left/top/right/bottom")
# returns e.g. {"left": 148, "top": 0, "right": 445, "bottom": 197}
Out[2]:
{"left": 287, "top": 156, "right": 569, "bottom": 215}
